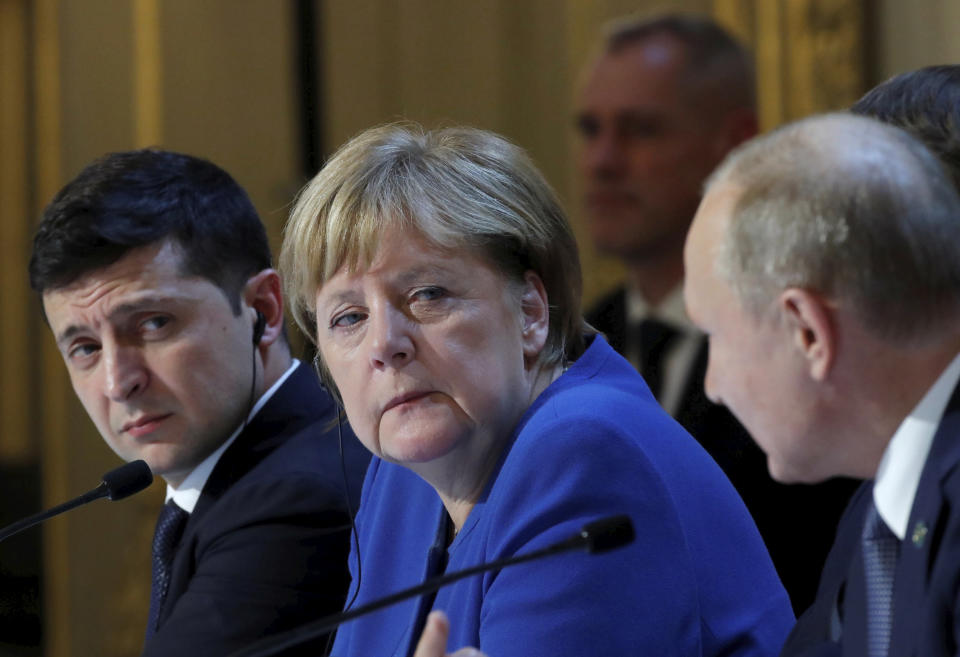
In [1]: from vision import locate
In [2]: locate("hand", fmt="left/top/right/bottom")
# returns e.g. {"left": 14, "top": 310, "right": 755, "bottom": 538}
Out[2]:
{"left": 413, "top": 611, "right": 487, "bottom": 657}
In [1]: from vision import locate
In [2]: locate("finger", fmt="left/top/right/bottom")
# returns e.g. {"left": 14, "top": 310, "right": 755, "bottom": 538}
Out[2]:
{"left": 413, "top": 610, "right": 450, "bottom": 657}
{"left": 449, "top": 648, "right": 487, "bottom": 657}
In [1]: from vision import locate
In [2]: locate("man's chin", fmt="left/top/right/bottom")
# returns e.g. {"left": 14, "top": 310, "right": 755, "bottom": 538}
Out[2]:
{"left": 766, "top": 454, "right": 830, "bottom": 485}
{"left": 130, "top": 449, "right": 189, "bottom": 487}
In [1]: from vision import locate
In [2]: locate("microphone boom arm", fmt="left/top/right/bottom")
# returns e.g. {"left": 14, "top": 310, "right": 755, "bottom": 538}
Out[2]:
{"left": 231, "top": 514, "right": 633, "bottom": 657}
{"left": 0, "top": 459, "right": 153, "bottom": 543}
{"left": 0, "top": 483, "right": 109, "bottom": 543}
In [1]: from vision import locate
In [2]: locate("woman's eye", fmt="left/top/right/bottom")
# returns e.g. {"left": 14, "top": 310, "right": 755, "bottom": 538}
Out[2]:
{"left": 411, "top": 286, "right": 446, "bottom": 302}
{"left": 332, "top": 312, "right": 366, "bottom": 329}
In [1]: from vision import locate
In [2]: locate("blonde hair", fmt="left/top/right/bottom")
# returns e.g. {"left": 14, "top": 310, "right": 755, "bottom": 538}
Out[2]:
{"left": 281, "top": 123, "right": 588, "bottom": 369}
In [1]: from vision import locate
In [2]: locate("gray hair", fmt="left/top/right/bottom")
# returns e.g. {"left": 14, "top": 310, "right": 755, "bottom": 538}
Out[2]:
{"left": 281, "top": 123, "right": 588, "bottom": 370}
{"left": 602, "top": 13, "right": 755, "bottom": 112}
{"left": 708, "top": 112, "right": 960, "bottom": 342}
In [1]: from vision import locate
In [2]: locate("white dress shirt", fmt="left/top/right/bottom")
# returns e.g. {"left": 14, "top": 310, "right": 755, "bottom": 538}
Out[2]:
{"left": 874, "top": 352, "right": 960, "bottom": 539}
{"left": 626, "top": 285, "right": 702, "bottom": 415}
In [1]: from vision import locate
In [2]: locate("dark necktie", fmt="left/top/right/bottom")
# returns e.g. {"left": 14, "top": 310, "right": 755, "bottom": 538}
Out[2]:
{"left": 862, "top": 503, "right": 900, "bottom": 657}
{"left": 146, "top": 500, "right": 189, "bottom": 639}
{"left": 637, "top": 318, "right": 679, "bottom": 400}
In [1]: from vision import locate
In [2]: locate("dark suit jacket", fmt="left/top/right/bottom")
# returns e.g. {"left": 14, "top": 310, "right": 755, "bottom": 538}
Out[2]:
{"left": 142, "top": 362, "right": 371, "bottom": 657}
{"left": 782, "top": 380, "right": 960, "bottom": 657}
{"left": 587, "top": 286, "right": 857, "bottom": 613}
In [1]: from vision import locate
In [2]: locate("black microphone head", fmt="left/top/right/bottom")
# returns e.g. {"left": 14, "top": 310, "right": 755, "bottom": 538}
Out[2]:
{"left": 102, "top": 460, "right": 154, "bottom": 501}
{"left": 581, "top": 515, "right": 635, "bottom": 554}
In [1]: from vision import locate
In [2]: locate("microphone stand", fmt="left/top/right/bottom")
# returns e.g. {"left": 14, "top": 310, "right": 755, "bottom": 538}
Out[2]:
{"left": 231, "top": 515, "right": 634, "bottom": 657}
{"left": 0, "top": 485, "right": 111, "bottom": 543}
{"left": 0, "top": 460, "right": 153, "bottom": 543}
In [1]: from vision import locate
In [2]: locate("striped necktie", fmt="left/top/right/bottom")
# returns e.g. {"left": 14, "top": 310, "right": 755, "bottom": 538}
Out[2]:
{"left": 862, "top": 502, "right": 900, "bottom": 657}
{"left": 146, "top": 500, "right": 189, "bottom": 638}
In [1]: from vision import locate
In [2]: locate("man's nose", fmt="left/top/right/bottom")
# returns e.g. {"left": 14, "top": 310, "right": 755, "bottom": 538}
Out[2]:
{"left": 583, "top": 131, "right": 625, "bottom": 176}
{"left": 104, "top": 344, "right": 149, "bottom": 401}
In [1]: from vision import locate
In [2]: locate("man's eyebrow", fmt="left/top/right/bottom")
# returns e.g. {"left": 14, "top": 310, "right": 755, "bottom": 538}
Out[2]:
{"left": 54, "top": 294, "right": 189, "bottom": 345}
{"left": 107, "top": 295, "right": 182, "bottom": 317}
{"left": 55, "top": 324, "right": 85, "bottom": 346}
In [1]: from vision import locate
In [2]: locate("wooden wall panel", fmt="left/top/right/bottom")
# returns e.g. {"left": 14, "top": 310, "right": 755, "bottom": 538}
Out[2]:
{"left": 0, "top": 0, "right": 34, "bottom": 466}
{"left": 875, "top": 0, "right": 960, "bottom": 80}
{"left": 322, "top": 0, "right": 712, "bottom": 307}
{"left": 714, "top": 0, "right": 866, "bottom": 130}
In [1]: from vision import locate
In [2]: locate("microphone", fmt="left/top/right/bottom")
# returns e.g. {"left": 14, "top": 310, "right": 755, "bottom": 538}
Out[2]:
{"left": 231, "top": 514, "right": 635, "bottom": 657}
{"left": 0, "top": 460, "right": 153, "bottom": 543}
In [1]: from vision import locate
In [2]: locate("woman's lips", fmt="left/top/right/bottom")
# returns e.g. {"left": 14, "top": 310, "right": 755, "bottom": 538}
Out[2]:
{"left": 383, "top": 391, "right": 432, "bottom": 413}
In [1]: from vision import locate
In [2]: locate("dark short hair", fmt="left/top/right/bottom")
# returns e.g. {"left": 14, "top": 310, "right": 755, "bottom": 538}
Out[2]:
{"left": 30, "top": 149, "right": 271, "bottom": 314}
{"left": 603, "top": 13, "right": 755, "bottom": 110}
{"left": 851, "top": 65, "right": 960, "bottom": 192}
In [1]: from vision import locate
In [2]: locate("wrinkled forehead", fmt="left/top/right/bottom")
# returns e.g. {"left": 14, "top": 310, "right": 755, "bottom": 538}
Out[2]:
{"left": 688, "top": 183, "right": 739, "bottom": 263}
{"left": 684, "top": 184, "right": 741, "bottom": 311}
{"left": 320, "top": 207, "right": 484, "bottom": 288}
{"left": 41, "top": 241, "right": 215, "bottom": 315}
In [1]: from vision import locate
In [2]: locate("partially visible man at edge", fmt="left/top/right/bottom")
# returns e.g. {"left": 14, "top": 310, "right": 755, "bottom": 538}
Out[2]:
{"left": 685, "top": 112, "right": 960, "bottom": 656}
{"left": 576, "top": 12, "right": 856, "bottom": 612}
{"left": 851, "top": 65, "right": 960, "bottom": 191}
{"left": 29, "top": 149, "right": 370, "bottom": 656}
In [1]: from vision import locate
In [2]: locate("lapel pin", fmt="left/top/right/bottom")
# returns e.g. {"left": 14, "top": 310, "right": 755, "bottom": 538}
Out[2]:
{"left": 911, "top": 521, "right": 928, "bottom": 548}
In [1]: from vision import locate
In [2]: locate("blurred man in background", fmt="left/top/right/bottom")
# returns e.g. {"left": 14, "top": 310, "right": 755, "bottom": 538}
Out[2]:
{"left": 576, "top": 13, "right": 855, "bottom": 612}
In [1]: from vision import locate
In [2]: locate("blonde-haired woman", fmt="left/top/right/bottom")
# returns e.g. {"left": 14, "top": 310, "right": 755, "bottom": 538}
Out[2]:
{"left": 281, "top": 124, "right": 793, "bottom": 657}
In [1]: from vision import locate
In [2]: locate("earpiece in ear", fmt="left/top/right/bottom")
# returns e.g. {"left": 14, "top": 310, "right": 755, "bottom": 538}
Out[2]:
{"left": 252, "top": 310, "right": 266, "bottom": 345}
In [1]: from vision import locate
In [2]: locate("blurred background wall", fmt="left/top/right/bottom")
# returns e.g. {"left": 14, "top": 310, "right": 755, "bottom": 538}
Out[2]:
{"left": 0, "top": 0, "right": 957, "bottom": 655}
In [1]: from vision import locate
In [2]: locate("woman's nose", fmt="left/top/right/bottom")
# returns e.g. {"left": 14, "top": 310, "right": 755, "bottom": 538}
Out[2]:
{"left": 367, "top": 304, "right": 415, "bottom": 369}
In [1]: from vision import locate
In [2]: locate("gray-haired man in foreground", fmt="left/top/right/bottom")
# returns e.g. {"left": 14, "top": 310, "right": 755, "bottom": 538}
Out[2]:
{"left": 684, "top": 112, "right": 960, "bottom": 656}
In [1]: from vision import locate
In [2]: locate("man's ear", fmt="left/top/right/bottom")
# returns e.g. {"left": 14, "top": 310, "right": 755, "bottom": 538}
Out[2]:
{"left": 519, "top": 271, "right": 550, "bottom": 365}
{"left": 778, "top": 288, "right": 835, "bottom": 381}
{"left": 244, "top": 269, "right": 284, "bottom": 348}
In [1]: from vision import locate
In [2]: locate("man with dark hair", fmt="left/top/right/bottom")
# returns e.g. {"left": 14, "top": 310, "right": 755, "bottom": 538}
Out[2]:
{"left": 576, "top": 12, "right": 855, "bottom": 612}
{"left": 851, "top": 65, "right": 960, "bottom": 191}
{"left": 685, "top": 112, "right": 960, "bottom": 657}
{"left": 30, "top": 149, "right": 369, "bottom": 656}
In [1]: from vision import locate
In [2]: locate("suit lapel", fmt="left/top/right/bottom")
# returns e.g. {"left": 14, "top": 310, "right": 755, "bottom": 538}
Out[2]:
{"left": 888, "top": 380, "right": 960, "bottom": 656}
{"left": 164, "top": 363, "right": 332, "bottom": 622}
{"left": 190, "top": 363, "right": 330, "bottom": 524}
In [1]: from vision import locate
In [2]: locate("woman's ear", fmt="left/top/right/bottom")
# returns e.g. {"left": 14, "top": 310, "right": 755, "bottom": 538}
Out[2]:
{"left": 519, "top": 271, "right": 550, "bottom": 364}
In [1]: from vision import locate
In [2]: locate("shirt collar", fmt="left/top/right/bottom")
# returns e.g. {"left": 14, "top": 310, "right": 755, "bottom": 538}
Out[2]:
{"left": 874, "top": 352, "right": 960, "bottom": 539}
{"left": 166, "top": 359, "right": 301, "bottom": 511}
{"left": 625, "top": 284, "right": 696, "bottom": 334}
